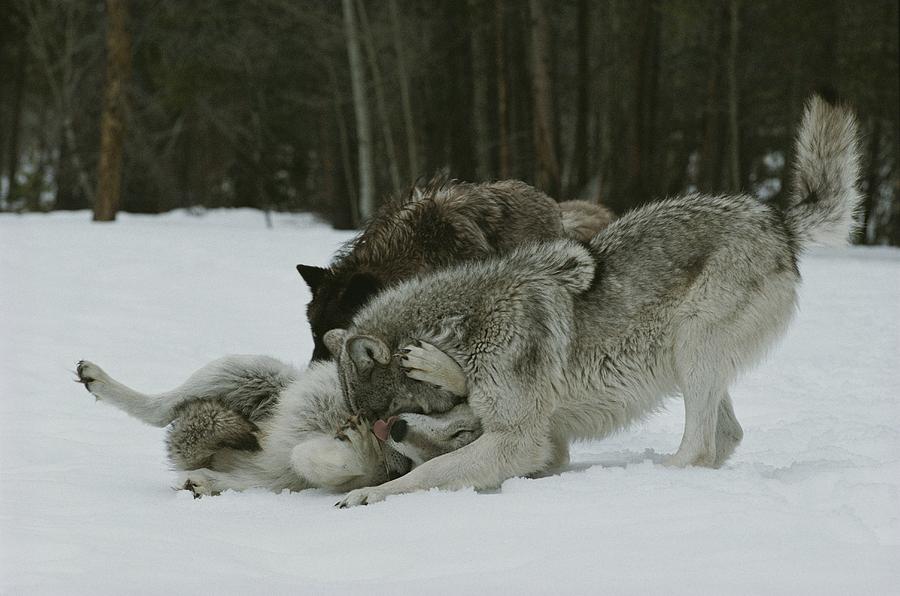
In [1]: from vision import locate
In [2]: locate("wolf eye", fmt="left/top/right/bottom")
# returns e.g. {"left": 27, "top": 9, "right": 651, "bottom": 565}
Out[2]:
{"left": 451, "top": 429, "right": 474, "bottom": 440}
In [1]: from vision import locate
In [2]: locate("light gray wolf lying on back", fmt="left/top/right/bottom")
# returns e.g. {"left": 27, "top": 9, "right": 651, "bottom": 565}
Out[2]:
{"left": 324, "top": 96, "right": 863, "bottom": 507}
{"left": 75, "top": 343, "right": 479, "bottom": 496}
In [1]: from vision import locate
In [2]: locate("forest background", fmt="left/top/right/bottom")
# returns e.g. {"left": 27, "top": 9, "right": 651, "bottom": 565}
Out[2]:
{"left": 1, "top": 0, "right": 897, "bottom": 243}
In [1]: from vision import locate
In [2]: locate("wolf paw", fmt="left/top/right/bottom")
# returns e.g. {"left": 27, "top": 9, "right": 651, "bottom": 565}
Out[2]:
{"left": 75, "top": 360, "right": 109, "bottom": 395}
{"left": 399, "top": 341, "right": 467, "bottom": 397}
{"left": 335, "top": 486, "right": 386, "bottom": 508}
{"left": 664, "top": 450, "right": 716, "bottom": 468}
{"left": 175, "top": 470, "right": 217, "bottom": 498}
{"left": 334, "top": 413, "right": 367, "bottom": 442}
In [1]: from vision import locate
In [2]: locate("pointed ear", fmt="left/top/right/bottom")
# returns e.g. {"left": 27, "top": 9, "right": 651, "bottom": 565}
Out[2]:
{"left": 341, "top": 273, "right": 381, "bottom": 310}
{"left": 296, "top": 264, "right": 329, "bottom": 292}
{"left": 323, "top": 329, "right": 347, "bottom": 358}
{"left": 347, "top": 334, "right": 391, "bottom": 376}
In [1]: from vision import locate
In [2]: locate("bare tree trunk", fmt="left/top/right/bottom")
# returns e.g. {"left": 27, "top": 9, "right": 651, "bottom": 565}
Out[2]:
{"left": 388, "top": 0, "right": 419, "bottom": 181}
{"left": 249, "top": 99, "right": 270, "bottom": 228}
{"left": 637, "top": 0, "right": 661, "bottom": 200}
{"left": 342, "top": 0, "right": 375, "bottom": 222}
{"left": 570, "top": 0, "right": 590, "bottom": 196}
{"left": 528, "top": 0, "right": 560, "bottom": 196}
{"left": 860, "top": 118, "right": 881, "bottom": 244}
{"left": 39, "top": 3, "right": 96, "bottom": 208}
{"left": 604, "top": 0, "right": 660, "bottom": 213}
{"left": 356, "top": 0, "right": 401, "bottom": 195}
{"left": 495, "top": 0, "right": 510, "bottom": 179}
{"left": 727, "top": 0, "right": 741, "bottom": 190}
{"left": 4, "top": 37, "right": 27, "bottom": 205}
{"left": 27, "top": 107, "right": 50, "bottom": 212}
{"left": 94, "top": 0, "right": 131, "bottom": 222}
{"left": 468, "top": 0, "right": 492, "bottom": 181}
{"left": 327, "top": 58, "right": 358, "bottom": 229}
{"left": 700, "top": 2, "right": 725, "bottom": 193}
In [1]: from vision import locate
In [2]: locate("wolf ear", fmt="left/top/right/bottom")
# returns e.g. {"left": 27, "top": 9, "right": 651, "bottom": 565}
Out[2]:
{"left": 341, "top": 273, "right": 381, "bottom": 309}
{"left": 323, "top": 329, "right": 347, "bottom": 358}
{"left": 297, "top": 264, "right": 329, "bottom": 293}
{"left": 347, "top": 334, "right": 391, "bottom": 376}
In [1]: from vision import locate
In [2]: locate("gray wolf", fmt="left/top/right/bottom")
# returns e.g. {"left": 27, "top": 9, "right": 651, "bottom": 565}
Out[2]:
{"left": 297, "top": 178, "right": 613, "bottom": 361}
{"left": 324, "top": 96, "right": 862, "bottom": 507}
{"left": 74, "top": 342, "right": 480, "bottom": 496}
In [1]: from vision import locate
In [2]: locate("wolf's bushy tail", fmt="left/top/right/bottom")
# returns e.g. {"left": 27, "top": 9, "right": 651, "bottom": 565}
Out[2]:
{"left": 783, "top": 95, "right": 863, "bottom": 247}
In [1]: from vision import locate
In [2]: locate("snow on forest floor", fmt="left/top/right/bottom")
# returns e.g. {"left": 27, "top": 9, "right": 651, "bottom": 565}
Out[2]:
{"left": 1, "top": 209, "right": 898, "bottom": 594}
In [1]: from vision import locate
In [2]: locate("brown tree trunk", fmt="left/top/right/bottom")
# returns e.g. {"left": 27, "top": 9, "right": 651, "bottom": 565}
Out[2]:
{"left": 469, "top": 0, "right": 492, "bottom": 181}
{"left": 860, "top": 118, "right": 881, "bottom": 244}
{"left": 619, "top": 0, "right": 660, "bottom": 209}
{"left": 602, "top": 0, "right": 660, "bottom": 214}
{"left": 495, "top": 0, "right": 510, "bottom": 179}
{"left": 343, "top": 0, "right": 375, "bottom": 222}
{"left": 700, "top": 2, "right": 726, "bottom": 193}
{"left": 571, "top": 0, "right": 590, "bottom": 196}
{"left": 388, "top": 0, "right": 419, "bottom": 181}
{"left": 93, "top": 0, "right": 131, "bottom": 222}
{"left": 356, "top": 0, "right": 401, "bottom": 195}
{"left": 638, "top": 0, "right": 661, "bottom": 200}
{"left": 727, "top": 0, "right": 741, "bottom": 190}
{"left": 5, "top": 37, "right": 27, "bottom": 205}
{"left": 528, "top": 0, "right": 560, "bottom": 196}
{"left": 327, "top": 59, "right": 358, "bottom": 229}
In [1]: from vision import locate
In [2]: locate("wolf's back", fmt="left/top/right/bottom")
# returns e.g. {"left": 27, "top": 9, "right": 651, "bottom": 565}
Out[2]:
{"left": 783, "top": 96, "right": 863, "bottom": 247}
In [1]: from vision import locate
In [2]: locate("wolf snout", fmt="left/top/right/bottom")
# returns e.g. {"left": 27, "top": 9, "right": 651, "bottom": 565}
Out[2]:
{"left": 389, "top": 419, "right": 408, "bottom": 442}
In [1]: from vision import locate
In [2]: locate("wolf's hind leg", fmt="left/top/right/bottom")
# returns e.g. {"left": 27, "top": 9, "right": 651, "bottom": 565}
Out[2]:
{"left": 667, "top": 383, "right": 725, "bottom": 468}
{"left": 668, "top": 314, "right": 744, "bottom": 468}
{"left": 166, "top": 399, "right": 261, "bottom": 470}
{"left": 76, "top": 356, "right": 295, "bottom": 427}
{"left": 713, "top": 394, "right": 743, "bottom": 466}
{"left": 76, "top": 360, "right": 177, "bottom": 427}
{"left": 668, "top": 327, "right": 729, "bottom": 468}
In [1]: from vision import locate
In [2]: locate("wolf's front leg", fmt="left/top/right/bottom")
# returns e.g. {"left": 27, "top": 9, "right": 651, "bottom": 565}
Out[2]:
{"left": 399, "top": 341, "right": 467, "bottom": 397}
{"left": 336, "top": 429, "right": 552, "bottom": 507}
{"left": 76, "top": 356, "right": 293, "bottom": 427}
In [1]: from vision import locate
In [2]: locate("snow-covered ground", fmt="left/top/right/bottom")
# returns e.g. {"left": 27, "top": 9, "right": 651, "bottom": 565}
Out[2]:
{"left": 1, "top": 209, "right": 898, "bottom": 595}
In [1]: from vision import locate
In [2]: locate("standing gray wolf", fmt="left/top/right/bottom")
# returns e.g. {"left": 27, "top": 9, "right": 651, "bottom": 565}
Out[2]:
{"left": 74, "top": 342, "right": 480, "bottom": 496}
{"left": 297, "top": 179, "right": 614, "bottom": 361}
{"left": 323, "top": 96, "right": 862, "bottom": 507}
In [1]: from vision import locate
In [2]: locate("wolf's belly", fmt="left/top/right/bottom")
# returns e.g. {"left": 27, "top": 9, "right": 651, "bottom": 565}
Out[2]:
{"left": 552, "top": 345, "right": 676, "bottom": 441}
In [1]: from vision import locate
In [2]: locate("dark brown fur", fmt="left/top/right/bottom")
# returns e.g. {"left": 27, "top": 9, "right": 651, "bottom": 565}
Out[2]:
{"left": 298, "top": 178, "right": 613, "bottom": 361}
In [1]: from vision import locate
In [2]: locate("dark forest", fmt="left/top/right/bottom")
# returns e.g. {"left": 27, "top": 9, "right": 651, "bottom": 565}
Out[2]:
{"left": 1, "top": 0, "right": 897, "bottom": 243}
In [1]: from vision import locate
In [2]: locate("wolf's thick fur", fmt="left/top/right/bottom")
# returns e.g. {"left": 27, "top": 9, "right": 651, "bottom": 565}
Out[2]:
{"left": 75, "top": 346, "right": 480, "bottom": 495}
{"left": 298, "top": 179, "right": 613, "bottom": 361}
{"left": 330, "top": 97, "right": 862, "bottom": 507}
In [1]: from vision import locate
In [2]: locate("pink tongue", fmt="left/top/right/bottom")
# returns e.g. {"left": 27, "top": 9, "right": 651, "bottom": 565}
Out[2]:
{"left": 372, "top": 417, "right": 398, "bottom": 442}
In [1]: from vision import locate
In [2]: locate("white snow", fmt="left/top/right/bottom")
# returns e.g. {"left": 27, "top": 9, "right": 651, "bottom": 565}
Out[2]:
{"left": 1, "top": 209, "right": 898, "bottom": 595}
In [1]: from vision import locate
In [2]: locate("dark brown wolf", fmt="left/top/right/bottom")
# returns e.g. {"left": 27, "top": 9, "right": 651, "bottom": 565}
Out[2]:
{"left": 297, "top": 178, "right": 613, "bottom": 361}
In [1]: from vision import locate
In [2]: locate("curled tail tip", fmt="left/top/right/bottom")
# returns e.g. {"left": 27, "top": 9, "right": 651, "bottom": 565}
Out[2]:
{"left": 799, "top": 94, "right": 861, "bottom": 151}
{"left": 788, "top": 94, "right": 864, "bottom": 247}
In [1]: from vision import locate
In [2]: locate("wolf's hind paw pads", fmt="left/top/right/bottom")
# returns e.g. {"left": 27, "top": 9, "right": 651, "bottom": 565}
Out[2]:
{"left": 75, "top": 360, "right": 107, "bottom": 393}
